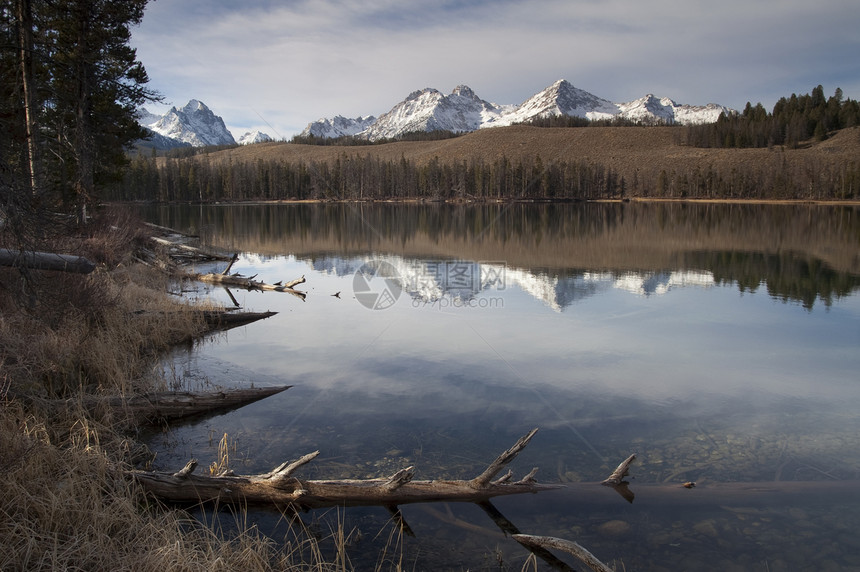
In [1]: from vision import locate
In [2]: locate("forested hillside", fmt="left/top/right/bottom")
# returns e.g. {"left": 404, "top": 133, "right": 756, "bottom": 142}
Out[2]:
{"left": 684, "top": 86, "right": 859, "bottom": 149}
{"left": 116, "top": 124, "right": 860, "bottom": 203}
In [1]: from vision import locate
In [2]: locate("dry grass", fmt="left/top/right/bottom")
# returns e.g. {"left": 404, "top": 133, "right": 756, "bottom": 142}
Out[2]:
{"left": 0, "top": 263, "right": 207, "bottom": 397}
{"left": 0, "top": 402, "right": 293, "bottom": 571}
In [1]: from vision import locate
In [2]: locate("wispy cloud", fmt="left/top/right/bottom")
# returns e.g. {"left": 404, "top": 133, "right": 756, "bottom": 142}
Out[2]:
{"left": 132, "top": 0, "right": 860, "bottom": 138}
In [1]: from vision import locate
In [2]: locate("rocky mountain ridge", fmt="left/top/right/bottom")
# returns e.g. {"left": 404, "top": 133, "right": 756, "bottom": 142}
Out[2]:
{"left": 140, "top": 100, "right": 236, "bottom": 147}
{"left": 302, "top": 79, "right": 735, "bottom": 141}
{"left": 137, "top": 101, "right": 275, "bottom": 149}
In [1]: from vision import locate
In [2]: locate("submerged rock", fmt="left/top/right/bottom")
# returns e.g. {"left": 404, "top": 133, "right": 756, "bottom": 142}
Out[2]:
{"left": 598, "top": 519, "right": 631, "bottom": 537}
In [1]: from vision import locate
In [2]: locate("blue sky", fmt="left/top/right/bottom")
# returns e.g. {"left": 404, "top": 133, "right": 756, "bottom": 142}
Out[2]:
{"left": 131, "top": 0, "right": 860, "bottom": 139}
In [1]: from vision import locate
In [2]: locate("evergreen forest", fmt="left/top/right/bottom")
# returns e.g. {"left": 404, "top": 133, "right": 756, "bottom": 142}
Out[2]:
{"left": 0, "top": 0, "right": 154, "bottom": 236}
{"left": 683, "top": 85, "right": 860, "bottom": 148}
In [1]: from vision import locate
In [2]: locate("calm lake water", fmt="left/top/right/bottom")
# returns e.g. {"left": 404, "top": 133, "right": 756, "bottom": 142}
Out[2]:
{"left": 138, "top": 202, "right": 860, "bottom": 571}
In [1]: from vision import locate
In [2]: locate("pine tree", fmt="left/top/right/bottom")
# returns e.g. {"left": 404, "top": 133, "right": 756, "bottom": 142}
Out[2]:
{"left": 2, "top": 0, "right": 156, "bottom": 227}
{"left": 41, "top": 0, "right": 155, "bottom": 221}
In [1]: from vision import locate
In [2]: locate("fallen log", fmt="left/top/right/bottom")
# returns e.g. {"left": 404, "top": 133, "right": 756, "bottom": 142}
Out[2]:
{"left": 132, "top": 428, "right": 560, "bottom": 509}
{"left": 104, "top": 385, "right": 292, "bottom": 424}
{"left": 201, "top": 309, "right": 278, "bottom": 329}
{"left": 194, "top": 272, "right": 307, "bottom": 299}
{"left": 512, "top": 534, "right": 613, "bottom": 572}
{"left": 28, "top": 385, "right": 293, "bottom": 425}
{"left": 143, "top": 222, "right": 199, "bottom": 238}
{"left": 0, "top": 248, "right": 95, "bottom": 274}
{"left": 130, "top": 309, "right": 278, "bottom": 337}
{"left": 148, "top": 236, "right": 232, "bottom": 262}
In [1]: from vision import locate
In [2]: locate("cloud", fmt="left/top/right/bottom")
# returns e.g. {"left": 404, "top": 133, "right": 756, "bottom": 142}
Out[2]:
{"left": 132, "top": 0, "right": 860, "bottom": 138}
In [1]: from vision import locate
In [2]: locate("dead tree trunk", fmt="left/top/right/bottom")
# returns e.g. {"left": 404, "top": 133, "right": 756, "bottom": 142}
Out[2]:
{"left": 194, "top": 272, "right": 306, "bottom": 299}
{"left": 26, "top": 386, "right": 292, "bottom": 426}
{"left": 0, "top": 248, "right": 95, "bottom": 273}
{"left": 148, "top": 237, "right": 232, "bottom": 263}
{"left": 132, "top": 428, "right": 560, "bottom": 509}
{"left": 513, "top": 534, "right": 614, "bottom": 572}
{"left": 99, "top": 385, "right": 292, "bottom": 424}
{"left": 201, "top": 309, "right": 278, "bottom": 329}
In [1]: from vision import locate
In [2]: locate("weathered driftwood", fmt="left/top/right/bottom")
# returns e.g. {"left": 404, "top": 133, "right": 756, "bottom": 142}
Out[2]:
{"left": 132, "top": 428, "right": 560, "bottom": 509}
{"left": 194, "top": 272, "right": 307, "bottom": 299}
{"left": 41, "top": 385, "right": 292, "bottom": 425}
{"left": 476, "top": 501, "right": 576, "bottom": 571}
{"left": 601, "top": 453, "right": 636, "bottom": 486}
{"left": 144, "top": 222, "right": 198, "bottom": 238}
{"left": 149, "top": 236, "right": 232, "bottom": 262}
{"left": 220, "top": 253, "right": 239, "bottom": 275}
{"left": 0, "top": 248, "right": 95, "bottom": 273}
{"left": 108, "top": 385, "right": 292, "bottom": 424}
{"left": 130, "top": 309, "right": 278, "bottom": 337}
{"left": 601, "top": 453, "right": 637, "bottom": 503}
{"left": 201, "top": 309, "right": 278, "bottom": 329}
{"left": 512, "top": 534, "right": 614, "bottom": 572}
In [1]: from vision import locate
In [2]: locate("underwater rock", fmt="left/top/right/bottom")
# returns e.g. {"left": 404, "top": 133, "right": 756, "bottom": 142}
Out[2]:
{"left": 598, "top": 520, "right": 631, "bottom": 537}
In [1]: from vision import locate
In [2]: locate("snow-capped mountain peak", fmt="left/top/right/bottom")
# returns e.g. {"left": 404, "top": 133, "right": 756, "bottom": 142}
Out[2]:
{"left": 358, "top": 84, "right": 505, "bottom": 140}
{"left": 136, "top": 107, "right": 162, "bottom": 127}
{"left": 304, "top": 79, "right": 736, "bottom": 141}
{"left": 183, "top": 99, "right": 205, "bottom": 112}
{"left": 138, "top": 100, "right": 236, "bottom": 148}
{"left": 490, "top": 79, "right": 619, "bottom": 127}
{"left": 299, "top": 115, "right": 377, "bottom": 139}
{"left": 237, "top": 130, "right": 274, "bottom": 145}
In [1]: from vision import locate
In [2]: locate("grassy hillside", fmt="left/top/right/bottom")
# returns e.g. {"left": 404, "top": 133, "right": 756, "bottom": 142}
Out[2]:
{"left": 126, "top": 125, "right": 860, "bottom": 202}
{"left": 199, "top": 124, "right": 860, "bottom": 193}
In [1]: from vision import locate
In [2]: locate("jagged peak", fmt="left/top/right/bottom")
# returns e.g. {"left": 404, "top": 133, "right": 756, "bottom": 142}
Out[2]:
{"left": 182, "top": 99, "right": 207, "bottom": 113}
{"left": 405, "top": 88, "right": 441, "bottom": 102}
{"left": 452, "top": 85, "right": 476, "bottom": 98}
{"left": 305, "top": 79, "right": 735, "bottom": 141}
{"left": 138, "top": 99, "right": 235, "bottom": 148}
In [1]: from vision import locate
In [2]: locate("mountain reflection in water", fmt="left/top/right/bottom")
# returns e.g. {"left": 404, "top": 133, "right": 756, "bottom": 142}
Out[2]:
{"left": 145, "top": 201, "right": 860, "bottom": 310}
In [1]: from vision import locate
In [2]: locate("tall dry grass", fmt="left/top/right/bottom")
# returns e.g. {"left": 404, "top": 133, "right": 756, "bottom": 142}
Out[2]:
{"left": 0, "top": 402, "right": 292, "bottom": 571}
{"left": 0, "top": 236, "right": 208, "bottom": 398}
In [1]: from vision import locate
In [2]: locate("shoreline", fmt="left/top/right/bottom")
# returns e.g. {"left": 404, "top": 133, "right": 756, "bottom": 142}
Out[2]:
{"left": 110, "top": 196, "right": 860, "bottom": 207}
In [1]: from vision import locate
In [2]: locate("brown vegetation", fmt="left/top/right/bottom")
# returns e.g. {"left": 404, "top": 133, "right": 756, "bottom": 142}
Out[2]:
{"left": 0, "top": 211, "right": 319, "bottom": 570}
{"left": 191, "top": 125, "right": 860, "bottom": 179}
{"left": 0, "top": 402, "right": 291, "bottom": 571}
{"left": 118, "top": 125, "right": 860, "bottom": 203}
{"left": 209, "top": 125, "right": 859, "bottom": 194}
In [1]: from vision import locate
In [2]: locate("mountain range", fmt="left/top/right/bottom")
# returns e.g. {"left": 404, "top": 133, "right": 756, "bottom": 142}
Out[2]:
{"left": 302, "top": 79, "right": 735, "bottom": 141}
{"left": 137, "top": 80, "right": 735, "bottom": 149}
{"left": 137, "top": 100, "right": 273, "bottom": 149}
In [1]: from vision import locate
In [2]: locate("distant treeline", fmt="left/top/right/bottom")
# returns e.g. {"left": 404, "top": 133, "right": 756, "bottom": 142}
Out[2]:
{"left": 525, "top": 115, "right": 670, "bottom": 128}
{"left": 683, "top": 86, "right": 860, "bottom": 149}
{"left": 116, "top": 154, "right": 630, "bottom": 202}
{"left": 289, "top": 129, "right": 464, "bottom": 146}
{"left": 113, "top": 146, "right": 859, "bottom": 203}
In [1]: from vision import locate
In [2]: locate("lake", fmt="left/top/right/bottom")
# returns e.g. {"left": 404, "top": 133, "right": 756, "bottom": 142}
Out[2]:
{"left": 138, "top": 201, "right": 860, "bottom": 571}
